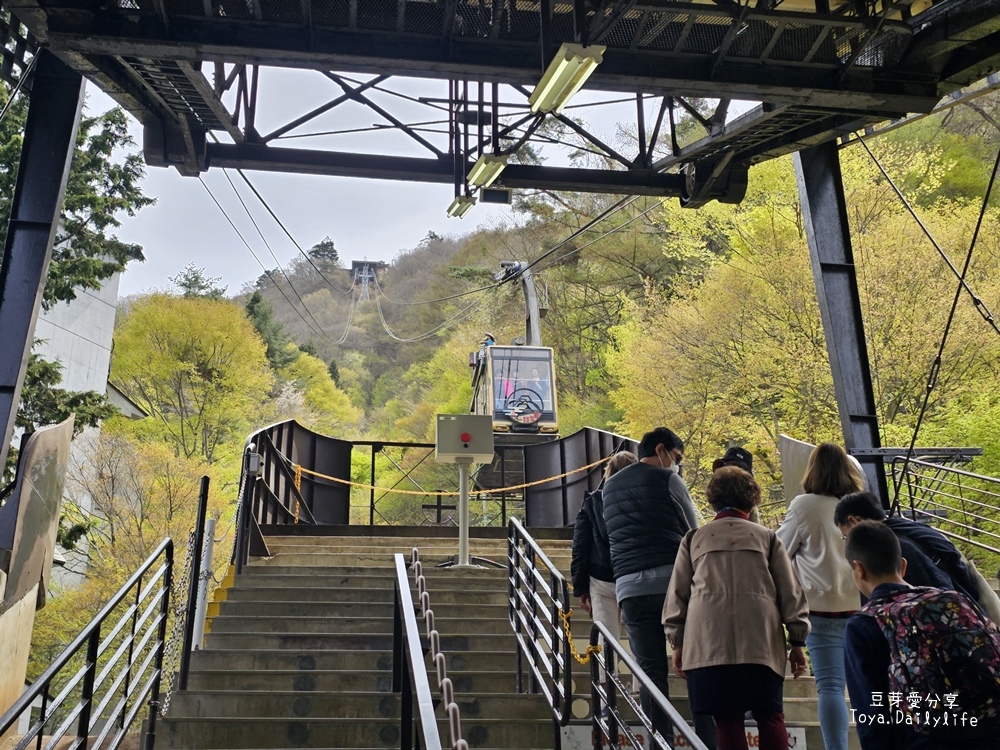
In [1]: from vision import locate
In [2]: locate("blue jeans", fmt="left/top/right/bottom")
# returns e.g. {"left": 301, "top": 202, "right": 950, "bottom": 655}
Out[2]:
{"left": 806, "top": 615, "right": 849, "bottom": 750}
{"left": 621, "top": 594, "right": 717, "bottom": 750}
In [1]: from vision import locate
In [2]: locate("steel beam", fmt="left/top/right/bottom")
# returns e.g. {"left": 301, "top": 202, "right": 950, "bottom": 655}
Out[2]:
{"left": 793, "top": 141, "right": 889, "bottom": 502}
{"left": 206, "top": 142, "right": 688, "bottom": 194}
{"left": 0, "top": 49, "right": 85, "bottom": 474}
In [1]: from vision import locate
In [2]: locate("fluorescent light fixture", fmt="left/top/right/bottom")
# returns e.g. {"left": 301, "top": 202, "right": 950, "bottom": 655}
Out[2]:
{"left": 446, "top": 195, "right": 476, "bottom": 219}
{"left": 529, "top": 43, "right": 606, "bottom": 115}
{"left": 467, "top": 154, "right": 508, "bottom": 188}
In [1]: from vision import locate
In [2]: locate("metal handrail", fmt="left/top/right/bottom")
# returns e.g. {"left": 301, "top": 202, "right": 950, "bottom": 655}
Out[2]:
{"left": 0, "top": 538, "right": 173, "bottom": 750}
{"left": 392, "top": 553, "right": 444, "bottom": 750}
{"left": 507, "top": 517, "right": 573, "bottom": 734}
{"left": 589, "top": 621, "right": 709, "bottom": 750}
{"left": 891, "top": 456, "right": 1000, "bottom": 557}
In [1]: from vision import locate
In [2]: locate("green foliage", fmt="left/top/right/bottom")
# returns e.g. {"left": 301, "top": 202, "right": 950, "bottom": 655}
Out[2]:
{"left": 170, "top": 263, "right": 228, "bottom": 299}
{"left": 111, "top": 293, "right": 274, "bottom": 463}
{"left": 246, "top": 290, "right": 300, "bottom": 369}
{"left": 0, "top": 95, "right": 154, "bottom": 310}
{"left": 309, "top": 236, "right": 340, "bottom": 267}
{"left": 277, "top": 351, "right": 363, "bottom": 436}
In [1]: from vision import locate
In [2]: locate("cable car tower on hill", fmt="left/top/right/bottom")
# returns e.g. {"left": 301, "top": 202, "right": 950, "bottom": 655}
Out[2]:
{"left": 351, "top": 259, "right": 386, "bottom": 301}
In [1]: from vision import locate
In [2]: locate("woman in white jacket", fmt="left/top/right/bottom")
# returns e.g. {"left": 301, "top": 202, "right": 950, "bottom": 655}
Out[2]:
{"left": 776, "top": 443, "right": 863, "bottom": 750}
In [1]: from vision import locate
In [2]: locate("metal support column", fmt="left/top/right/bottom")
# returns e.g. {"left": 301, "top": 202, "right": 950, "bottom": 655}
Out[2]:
{"left": 0, "top": 50, "right": 85, "bottom": 472}
{"left": 793, "top": 141, "right": 889, "bottom": 501}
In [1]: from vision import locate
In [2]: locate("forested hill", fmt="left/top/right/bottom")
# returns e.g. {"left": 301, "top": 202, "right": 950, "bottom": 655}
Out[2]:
{"left": 243, "top": 91, "right": 1000, "bottom": 511}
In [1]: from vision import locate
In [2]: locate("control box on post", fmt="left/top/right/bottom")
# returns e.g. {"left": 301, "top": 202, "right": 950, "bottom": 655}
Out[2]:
{"left": 435, "top": 414, "right": 494, "bottom": 464}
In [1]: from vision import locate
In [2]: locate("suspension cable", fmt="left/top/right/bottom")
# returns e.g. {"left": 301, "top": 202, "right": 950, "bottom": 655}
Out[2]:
{"left": 197, "top": 176, "right": 335, "bottom": 345}
{"left": 858, "top": 136, "right": 1000, "bottom": 336}
{"left": 373, "top": 274, "right": 498, "bottom": 342}
{"left": 890, "top": 145, "right": 1000, "bottom": 514}
{"left": 376, "top": 280, "right": 499, "bottom": 306}
{"left": 0, "top": 54, "right": 36, "bottom": 127}
{"left": 233, "top": 169, "right": 353, "bottom": 296}
{"left": 220, "top": 169, "right": 343, "bottom": 346}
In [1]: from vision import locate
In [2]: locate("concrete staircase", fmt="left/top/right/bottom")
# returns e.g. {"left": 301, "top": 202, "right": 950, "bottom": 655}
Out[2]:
{"left": 156, "top": 530, "right": 855, "bottom": 750}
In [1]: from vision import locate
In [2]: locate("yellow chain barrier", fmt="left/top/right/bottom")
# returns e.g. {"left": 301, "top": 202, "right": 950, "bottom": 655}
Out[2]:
{"left": 293, "top": 464, "right": 303, "bottom": 523}
{"left": 292, "top": 454, "right": 612, "bottom": 497}
{"left": 559, "top": 607, "right": 601, "bottom": 665}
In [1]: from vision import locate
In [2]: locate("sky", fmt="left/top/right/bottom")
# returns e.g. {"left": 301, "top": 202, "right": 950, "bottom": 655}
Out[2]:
{"left": 94, "top": 67, "right": 663, "bottom": 297}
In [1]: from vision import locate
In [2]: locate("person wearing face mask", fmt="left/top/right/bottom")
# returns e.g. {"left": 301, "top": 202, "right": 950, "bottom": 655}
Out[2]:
{"left": 603, "top": 427, "right": 714, "bottom": 749}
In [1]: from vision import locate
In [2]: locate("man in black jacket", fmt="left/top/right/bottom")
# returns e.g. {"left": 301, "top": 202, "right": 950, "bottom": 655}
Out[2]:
{"left": 603, "top": 427, "right": 715, "bottom": 748}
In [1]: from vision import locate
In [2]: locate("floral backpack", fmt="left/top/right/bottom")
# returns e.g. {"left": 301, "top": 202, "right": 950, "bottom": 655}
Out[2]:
{"left": 861, "top": 586, "right": 1000, "bottom": 738}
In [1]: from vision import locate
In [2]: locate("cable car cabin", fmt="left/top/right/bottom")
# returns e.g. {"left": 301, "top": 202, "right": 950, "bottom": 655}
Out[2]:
{"left": 470, "top": 346, "right": 558, "bottom": 434}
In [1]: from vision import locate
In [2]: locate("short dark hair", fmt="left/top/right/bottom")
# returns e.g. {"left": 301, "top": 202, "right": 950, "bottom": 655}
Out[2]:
{"left": 706, "top": 466, "right": 760, "bottom": 512}
{"left": 638, "top": 428, "right": 682, "bottom": 460}
{"left": 845, "top": 520, "right": 901, "bottom": 577}
{"left": 834, "top": 491, "right": 886, "bottom": 526}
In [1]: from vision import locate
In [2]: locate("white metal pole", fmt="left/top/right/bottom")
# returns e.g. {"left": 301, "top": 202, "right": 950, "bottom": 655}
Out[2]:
{"left": 458, "top": 459, "right": 471, "bottom": 566}
{"left": 192, "top": 517, "right": 216, "bottom": 650}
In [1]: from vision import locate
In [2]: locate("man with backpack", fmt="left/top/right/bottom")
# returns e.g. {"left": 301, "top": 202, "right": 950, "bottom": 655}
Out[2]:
{"left": 843, "top": 521, "right": 1000, "bottom": 749}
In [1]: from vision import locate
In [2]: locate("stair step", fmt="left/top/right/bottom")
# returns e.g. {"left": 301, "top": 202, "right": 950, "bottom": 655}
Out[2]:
{"left": 167, "top": 691, "right": 551, "bottom": 721}
{"left": 185, "top": 670, "right": 517, "bottom": 694}
{"left": 232, "top": 574, "right": 506, "bottom": 591}
{"left": 215, "top": 601, "right": 509, "bottom": 619}
{"left": 208, "top": 615, "right": 517, "bottom": 636}
{"left": 225, "top": 587, "right": 506, "bottom": 605}
{"left": 189, "top": 649, "right": 515, "bottom": 673}
{"left": 203, "top": 632, "right": 516, "bottom": 652}
{"left": 157, "top": 716, "right": 555, "bottom": 749}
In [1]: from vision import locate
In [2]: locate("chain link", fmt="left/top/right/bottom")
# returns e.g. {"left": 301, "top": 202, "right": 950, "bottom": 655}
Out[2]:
{"left": 160, "top": 531, "right": 196, "bottom": 716}
{"left": 559, "top": 608, "right": 602, "bottom": 665}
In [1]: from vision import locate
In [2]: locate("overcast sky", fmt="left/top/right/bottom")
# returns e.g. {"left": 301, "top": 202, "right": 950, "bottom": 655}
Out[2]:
{"left": 94, "top": 67, "right": 654, "bottom": 297}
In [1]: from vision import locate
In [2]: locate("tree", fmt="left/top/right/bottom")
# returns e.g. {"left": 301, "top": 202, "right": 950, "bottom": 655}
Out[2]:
{"left": 277, "top": 351, "right": 363, "bottom": 437}
{"left": 111, "top": 294, "right": 274, "bottom": 463}
{"left": 0, "top": 94, "right": 154, "bottom": 310}
{"left": 308, "top": 236, "right": 340, "bottom": 267}
{"left": 4, "top": 351, "right": 117, "bottom": 482}
{"left": 170, "top": 263, "right": 227, "bottom": 299}
{"left": 245, "top": 290, "right": 299, "bottom": 369}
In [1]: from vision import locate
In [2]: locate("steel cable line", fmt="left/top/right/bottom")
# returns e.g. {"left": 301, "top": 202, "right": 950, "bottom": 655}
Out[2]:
{"left": 373, "top": 274, "right": 499, "bottom": 342}
{"left": 530, "top": 200, "right": 666, "bottom": 275}
{"left": 890, "top": 145, "right": 1000, "bottom": 514}
{"left": 376, "top": 280, "right": 499, "bottom": 306}
{"left": 858, "top": 136, "right": 1000, "bottom": 337}
{"left": 219, "top": 169, "right": 345, "bottom": 346}
{"left": 197, "top": 176, "right": 335, "bottom": 344}
{"left": 334, "top": 285, "right": 359, "bottom": 345}
{"left": 0, "top": 54, "right": 36, "bottom": 127}
{"left": 233, "top": 169, "right": 353, "bottom": 296}
{"left": 205, "top": 133, "right": 352, "bottom": 297}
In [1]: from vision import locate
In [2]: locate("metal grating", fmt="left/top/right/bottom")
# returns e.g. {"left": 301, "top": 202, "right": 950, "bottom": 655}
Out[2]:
{"left": 0, "top": 6, "right": 36, "bottom": 88}
{"left": 685, "top": 107, "right": 832, "bottom": 163}
{"left": 681, "top": 14, "right": 730, "bottom": 55}
{"left": 498, "top": 5, "right": 539, "bottom": 42}
{"left": 358, "top": 0, "right": 396, "bottom": 31}
{"left": 728, "top": 19, "right": 777, "bottom": 60}
{"left": 454, "top": 0, "right": 494, "bottom": 38}
{"left": 403, "top": 0, "right": 445, "bottom": 35}
{"left": 312, "top": 0, "right": 350, "bottom": 27}
{"left": 165, "top": 0, "right": 205, "bottom": 17}
{"left": 124, "top": 58, "right": 225, "bottom": 129}
{"left": 636, "top": 12, "right": 688, "bottom": 53}
{"left": 260, "top": 0, "right": 302, "bottom": 23}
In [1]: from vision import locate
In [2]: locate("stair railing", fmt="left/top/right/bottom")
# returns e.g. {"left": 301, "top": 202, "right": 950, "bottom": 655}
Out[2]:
{"left": 589, "top": 621, "right": 709, "bottom": 750}
{"left": 0, "top": 539, "right": 174, "bottom": 750}
{"left": 392, "top": 552, "right": 449, "bottom": 750}
{"left": 403, "top": 549, "right": 470, "bottom": 750}
{"left": 506, "top": 517, "right": 573, "bottom": 740}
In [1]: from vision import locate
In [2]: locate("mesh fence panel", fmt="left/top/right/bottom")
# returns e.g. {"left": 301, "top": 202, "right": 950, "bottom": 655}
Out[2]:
{"left": 260, "top": 0, "right": 302, "bottom": 23}
{"left": 313, "top": 0, "right": 350, "bottom": 27}
{"left": 681, "top": 14, "right": 729, "bottom": 55}
{"left": 635, "top": 12, "right": 687, "bottom": 53}
{"left": 358, "top": 0, "right": 396, "bottom": 31}
{"left": 404, "top": 0, "right": 446, "bottom": 35}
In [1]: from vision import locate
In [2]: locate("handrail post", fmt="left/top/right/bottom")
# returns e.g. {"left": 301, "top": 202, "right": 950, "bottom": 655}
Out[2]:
{"left": 121, "top": 570, "right": 143, "bottom": 729}
{"left": 392, "top": 578, "right": 403, "bottom": 693}
{"left": 144, "top": 543, "right": 173, "bottom": 750}
{"left": 370, "top": 444, "right": 378, "bottom": 526}
{"left": 77, "top": 627, "right": 101, "bottom": 750}
{"left": 179, "top": 476, "right": 210, "bottom": 691}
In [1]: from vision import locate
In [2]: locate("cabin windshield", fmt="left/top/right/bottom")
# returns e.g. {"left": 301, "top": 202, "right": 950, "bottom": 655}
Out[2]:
{"left": 489, "top": 347, "right": 554, "bottom": 420}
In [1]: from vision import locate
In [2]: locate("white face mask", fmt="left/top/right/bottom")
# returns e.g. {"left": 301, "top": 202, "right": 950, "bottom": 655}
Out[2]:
{"left": 658, "top": 450, "right": 679, "bottom": 473}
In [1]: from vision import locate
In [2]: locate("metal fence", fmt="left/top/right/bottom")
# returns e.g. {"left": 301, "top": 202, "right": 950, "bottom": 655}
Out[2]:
{"left": 506, "top": 517, "right": 572, "bottom": 746}
{"left": 0, "top": 539, "right": 173, "bottom": 750}
{"left": 891, "top": 457, "right": 1000, "bottom": 571}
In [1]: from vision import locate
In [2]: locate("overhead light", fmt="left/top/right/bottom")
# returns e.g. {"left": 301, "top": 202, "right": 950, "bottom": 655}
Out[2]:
{"left": 529, "top": 43, "right": 606, "bottom": 115}
{"left": 447, "top": 195, "right": 476, "bottom": 219}
{"left": 467, "top": 154, "right": 508, "bottom": 188}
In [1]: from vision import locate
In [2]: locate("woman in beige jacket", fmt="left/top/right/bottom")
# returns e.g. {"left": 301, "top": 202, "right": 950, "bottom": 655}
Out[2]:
{"left": 664, "top": 467, "right": 810, "bottom": 750}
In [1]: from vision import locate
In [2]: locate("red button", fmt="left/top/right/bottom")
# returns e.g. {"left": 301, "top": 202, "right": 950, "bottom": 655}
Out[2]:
{"left": 460, "top": 432, "right": 472, "bottom": 442}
